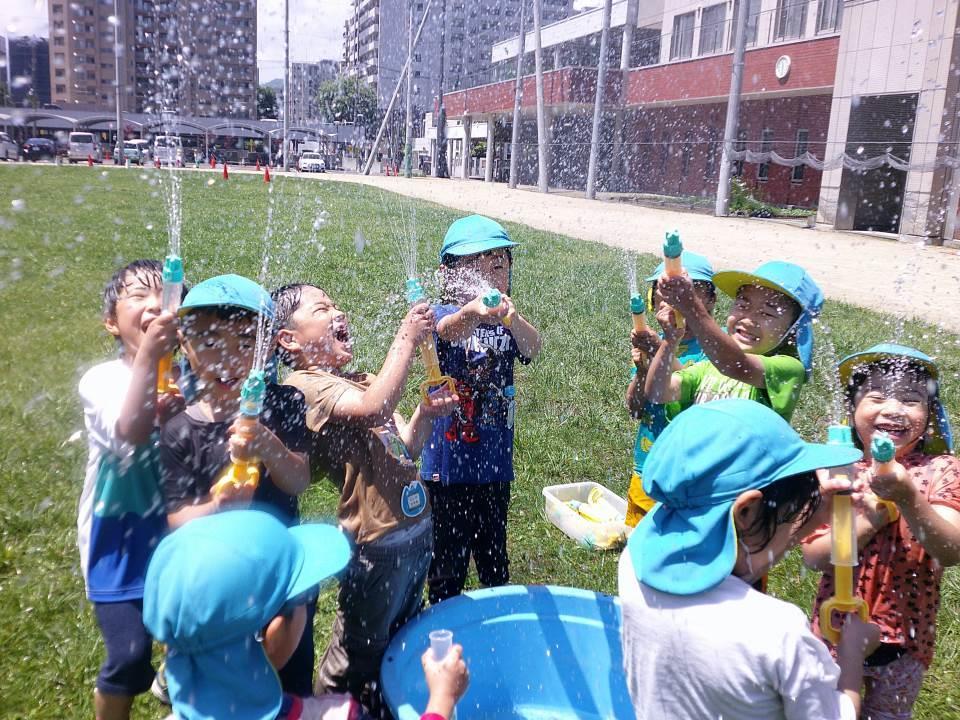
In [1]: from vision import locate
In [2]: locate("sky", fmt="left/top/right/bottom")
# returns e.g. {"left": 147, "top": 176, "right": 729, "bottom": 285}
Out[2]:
{"left": 0, "top": 0, "right": 352, "bottom": 83}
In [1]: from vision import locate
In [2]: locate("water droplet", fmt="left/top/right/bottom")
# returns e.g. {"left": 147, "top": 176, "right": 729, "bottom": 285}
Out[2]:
{"left": 10, "top": 199, "right": 25, "bottom": 212}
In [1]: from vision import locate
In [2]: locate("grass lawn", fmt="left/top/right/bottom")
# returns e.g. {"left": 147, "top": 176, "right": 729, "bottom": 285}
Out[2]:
{"left": 1, "top": 164, "right": 958, "bottom": 718}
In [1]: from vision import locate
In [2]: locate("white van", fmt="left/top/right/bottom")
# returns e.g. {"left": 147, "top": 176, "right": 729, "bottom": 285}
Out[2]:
{"left": 153, "top": 135, "right": 183, "bottom": 166}
{"left": 68, "top": 132, "right": 102, "bottom": 163}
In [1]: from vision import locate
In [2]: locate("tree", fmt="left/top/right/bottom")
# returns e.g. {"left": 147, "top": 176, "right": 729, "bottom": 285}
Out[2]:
{"left": 316, "top": 76, "right": 378, "bottom": 138}
{"left": 257, "top": 86, "right": 278, "bottom": 119}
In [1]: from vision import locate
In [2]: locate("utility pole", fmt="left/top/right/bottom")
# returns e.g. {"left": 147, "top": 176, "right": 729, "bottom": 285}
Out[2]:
{"left": 282, "top": 0, "right": 290, "bottom": 171}
{"left": 533, "top": 0, "right": 548, "bottom": 192}
{"left": 585, "top": 0, "right": 612, "bottom": 199}
{"left": 113, "top": 0, "right": 123, "bottom": 164}
{"left": 404, "top": 1, "right": 414, "bottom": 178}
{"left": 508, "top": 0, "right": 527, "bottom": 189}
{"left": 434, "top": 0, "right": 449, "bottom": 178}
{"left": 715, "top": 0, "right": 749, "bottom": 216}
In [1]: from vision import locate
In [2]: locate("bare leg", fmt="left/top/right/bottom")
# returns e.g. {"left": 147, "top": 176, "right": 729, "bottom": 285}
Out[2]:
{"left": 94, "top": 689, "right": 133, "bottom": 720}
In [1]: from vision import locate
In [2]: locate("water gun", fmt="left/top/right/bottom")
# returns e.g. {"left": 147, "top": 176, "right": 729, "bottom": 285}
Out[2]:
{"left": 157, "top": 253, "right": 184, "bottom": 394}
{"left": 482, "top": 287, "right": 512, "bottom": 326}
{"left": 819, "top": 424, "right": 869, "bottom": 644}
{"left": 662, "top": 230, "right": 685, "bottom": 330}
{"left": 212, "top": 369, "right": 266, "bottom": 497}
{"left": 406, "top": 278, "right": 457, "bottom": 401}
{"left": 869, "top": 433, "right": 901, "bottom": 524}
{"left": 567, "top": 487, "right": 622, "bottom": 524}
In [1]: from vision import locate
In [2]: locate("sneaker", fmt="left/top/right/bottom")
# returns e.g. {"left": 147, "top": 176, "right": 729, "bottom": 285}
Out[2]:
{"left": 151, "top": 662, "right": 171, "bottom": 706}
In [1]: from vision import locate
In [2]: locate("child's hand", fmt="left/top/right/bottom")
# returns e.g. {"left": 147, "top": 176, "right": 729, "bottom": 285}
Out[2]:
{"left": 421, "top": 644, "right": 469, "bottom": 713}
{"left": 869, "top": 463, "right": 915, "bottom": 506}
{"left": 421, "top": 386, "right": 459, "bottom": 418}
{"left": 655, "top": 303, "right": 684, "bottom": 344}
{"left": 498, "top": 293, "right": 517, "bottom": 326}
{"left": 465, "top": 294, "right": 509, "bottom": 324}
{"left": 631, "top": 327, "right": 661, "bottom": 356}
{"left": 140, "top": 310, "right": 180, "bottom": 360}
{"left": 156, "top": 390, "right": 185, "bottom": 425}
{"left": 656, "top": 272, "right": 696, "bottom": 313}
{"left": 212, "top": 475, "right": 256, "bottom": 510}
{"left": 228, "top": 418, "right": 271, "bottom": 461}
{"left": 836, "top": 614, "right": 882, "bottom": 664}
{"left": 401, "top": 302, "right": 436, "bottom": 347}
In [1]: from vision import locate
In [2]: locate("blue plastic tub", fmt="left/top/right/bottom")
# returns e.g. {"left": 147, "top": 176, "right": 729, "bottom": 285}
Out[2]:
{"left": 380, "top": 585, "right": 632, "bottom": 719}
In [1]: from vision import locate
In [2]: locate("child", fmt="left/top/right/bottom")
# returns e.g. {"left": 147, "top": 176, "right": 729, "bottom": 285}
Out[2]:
{"left": 625, "top": 250, "right": 716, "bottom": 525}
{"left": 78, "top": 260, "right": 180, "bottom": 720}
{"left": 420, "top": 215, "right": 542, "bottom": 605}
{"left": 272, "top": 283, "right": 457, "bottom": 706}
{"left": 142, "top": 509, "right": 470, "bottom": 720}
{"left": 619, "top": 399, "right": 881, "bottom": 719}
{"left": 158, "top": 274, "right": 314, "bottom": 696}
{"left": 802, "top": 343, "right": 959, "bottom": 719}
{"left": 645, "top": 260, "right": 822, "bottom": 424}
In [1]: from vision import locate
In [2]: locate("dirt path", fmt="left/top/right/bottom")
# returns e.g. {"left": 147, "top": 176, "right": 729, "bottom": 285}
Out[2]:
{"left": 315, "top": 172, "right": 960, "bottom": 334}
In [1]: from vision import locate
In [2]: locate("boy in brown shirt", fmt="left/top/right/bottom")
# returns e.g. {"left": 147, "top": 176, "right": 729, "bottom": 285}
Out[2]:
{"left": 273, "top": 283, "right": 456, "bottom": 711}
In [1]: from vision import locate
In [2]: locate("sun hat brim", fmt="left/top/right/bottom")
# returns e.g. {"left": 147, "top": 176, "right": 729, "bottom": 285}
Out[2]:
{"left": 286, "top": 524, "right": 351, "bottom": 601}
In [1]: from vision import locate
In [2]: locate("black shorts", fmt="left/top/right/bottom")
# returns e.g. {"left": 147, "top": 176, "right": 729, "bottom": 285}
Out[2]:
{"left": 93, "top": 599, "right": 155, "bottom": 696}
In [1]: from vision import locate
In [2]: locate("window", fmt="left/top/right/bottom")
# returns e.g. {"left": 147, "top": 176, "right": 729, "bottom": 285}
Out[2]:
{"left": 733, "top": 130, "right": 747, "bottom": 177}
{"left": 758, "top": 128, "right": 774, "bottom": 181}
{"left": 52, "top": 3, "right": 63, "bottom": 12}
{"left": 816, "top": 0, "right": 843, "bottom": 33}
{"left": 54, "top": 37, "right": 64, "bottom": 46}
{"left": 56, "top": 84, "right": 66, "bottom": 93}
{"left": 55, "top": 68, "right": 65, "bottom": 77}
{"left": 792, "top": 129, "right": 808, "bottom": 182}
{"left": 774, "top": 0, "right": 809, "bottom": 41}
{"left": 699, "top": 4, "right": 726, "bottom": 56}
{"left": 669, "top": 12, "right": 695, "bottom": 60}
{"left": 730, "top": 0, "right": 761, "bottom": 48}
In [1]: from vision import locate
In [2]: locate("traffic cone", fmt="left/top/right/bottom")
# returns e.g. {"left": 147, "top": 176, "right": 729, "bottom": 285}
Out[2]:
{"left": 256, "top": 157, "right": 261, "bottom": 171}
{"left": 222, "top": 162, "right": 229, "bottom": 180}
{"left": 210, "top": 155, "right": 216, "bottom": 169}
{"left": 155, "top": 157, "right": 161, "bottom": 169}
{"left": 87, "top": 154, "right": 93, "bottom": 167}
{"left": 264, "top": 165, "right": 271, "bottom": 183}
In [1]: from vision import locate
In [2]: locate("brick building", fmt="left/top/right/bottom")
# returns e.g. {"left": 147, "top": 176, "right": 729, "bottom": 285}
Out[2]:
{"left": 435, "top": 0, "right": 960, "bottom": 241}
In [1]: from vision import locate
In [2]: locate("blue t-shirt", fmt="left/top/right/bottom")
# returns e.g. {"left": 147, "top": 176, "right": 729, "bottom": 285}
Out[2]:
{"left": 420, "top": 303, "right": 531, "bottom": 485}
{"left": 632, "top": 338, "right": 706, "bottom": 475}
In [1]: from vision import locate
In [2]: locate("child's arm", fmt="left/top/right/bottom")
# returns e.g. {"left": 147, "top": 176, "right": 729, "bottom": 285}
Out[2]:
{"left": 626, "top": 328, "right": 662, "bottom": 416}
{"left": 116, "top": 310, "right": 179, "bottom": 444}
{"left": 500, "top": 294, "right": 542, "bottom": 360}
{"left": 872, "top": 462, "right": 960, "bottom": 567}
{"left": 263, "top": 605, "right": 307, "bottom": 672}
{"left": 643, "top": 304, "right": 685, "bottom": 403}
{"left": 835, "top": 615, "right": 881, "bottom": 717}
{"left": 657, "top": 273, "right": 768, "bottom": 388}
{"left": 421, "top": 645, "right": 469, "bottom": 720}
{"left": 229, "top": 419, "right": 310, "bottom": 496}
{"left": 436, "top": 296, "right": 505, "bottom": 343}
{"left": 331, "top": 303, "right": 433, "bottom": 428}
{"left": 399, "top": 388, "right": 459, "bottom": 460}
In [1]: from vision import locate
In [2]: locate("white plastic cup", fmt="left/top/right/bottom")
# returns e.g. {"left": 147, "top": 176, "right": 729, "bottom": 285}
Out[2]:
{"left": 429, "top": 629, "right": 453, "bottom": 660}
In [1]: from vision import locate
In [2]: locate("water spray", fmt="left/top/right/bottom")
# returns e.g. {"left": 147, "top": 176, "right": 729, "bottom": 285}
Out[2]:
{"left": 406, "top": 278, "right": 456, "bottom": 401}
{"left": 819, "top": 424, "right": 869, "bottom": 644}
{"left": 157, "top": 253, "right": 183, "bottom": 394}
{"left": 869, "top": 433, "right": 901, "bottom": 523}
{"left": 662, "top": 230, "right": 685, "bottom": 329}
{"left": 481, "top": 287, "right": 511, "bottom": 327}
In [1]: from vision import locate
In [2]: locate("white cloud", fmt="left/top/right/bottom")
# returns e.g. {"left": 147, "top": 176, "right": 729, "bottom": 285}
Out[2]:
{"left": 0, "top": 0, "right": 48, "bottom": 38}
{"left": 257, "top": 0, "right": 352, "bottom": 82}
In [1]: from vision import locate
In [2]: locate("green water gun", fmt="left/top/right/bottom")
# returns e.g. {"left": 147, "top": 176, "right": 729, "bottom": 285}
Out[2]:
{"left": 662, "top": 231, "right": 685, "bottom": 329}
{"left": 482, "top": 287, "right": 512, "bottom": 327}
{"left": 870, "top": 433, "right": 901, "bottom": 524}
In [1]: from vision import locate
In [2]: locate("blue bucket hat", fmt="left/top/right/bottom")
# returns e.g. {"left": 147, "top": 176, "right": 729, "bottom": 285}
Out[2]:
{"left": 143, "top": 510, "right": 350, "bottom": 720}
{"left": 645, "top": 250, "right": 715, "bottom": 283}
{"left": 439, "top": 215, "right": 518, "bottom": 263}
{"left": 630, "top": 399, "right": 861, "bottom": 596}
{"left": 712, "top": 261, "right": 823, "bottom": 377}
{"left": 838, "top": 343, "right": 953, "bottom": 456}
{"left": 180, "top": 274, "right": 275, "bottom": 321}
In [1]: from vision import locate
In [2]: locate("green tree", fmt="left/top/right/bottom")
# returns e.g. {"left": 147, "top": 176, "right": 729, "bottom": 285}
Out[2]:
{"left": 316, "top": 76, "right": 378, "bottom": 138}
{"left": 257, "top": 86, "right": 278, "bottom": 119}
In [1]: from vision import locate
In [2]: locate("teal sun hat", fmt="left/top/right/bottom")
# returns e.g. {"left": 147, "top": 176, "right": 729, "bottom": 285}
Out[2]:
{"left": 439, "top": 215, "right": 518, "bottom": 263}
{"left": 180, "top": 273, "right": 275, "bottom": 320}
{"left": 645, "top": 249, "right": 715, "bottom": 284}
{"left": 838, "top": 342, "right": 953, "bottom": 456}
{"left": 143, "top": 510, "right": 350, "bottom": 720}
{"left": 712, "top": 261, "right": 824, "bottom": 377}
{"left": 630, "top": 399, "right": 861, "bottom": 595}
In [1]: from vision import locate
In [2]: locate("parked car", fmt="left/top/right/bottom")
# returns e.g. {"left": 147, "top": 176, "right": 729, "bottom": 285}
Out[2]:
{"left": 153, "top": 135, "right": 183, "bottom": 166}
{"left": 122, "top": 139, "right": 151, "bottom": 165}
{"left": 21, "top": 137, "right": 57, "bottom": 161}
{"left": 0, "top": 132, "right": 18, "bottom": 161}
{"left": 68, "top": 132, "right": 103, "bottom": 163}
{"left": 298, "top": 152, "right": 325, "bottom": 173}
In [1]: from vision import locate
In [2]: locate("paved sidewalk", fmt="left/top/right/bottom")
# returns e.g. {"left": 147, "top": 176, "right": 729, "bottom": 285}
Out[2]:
{"left": 317, "top": 172, "right": 960, "bottom": 333}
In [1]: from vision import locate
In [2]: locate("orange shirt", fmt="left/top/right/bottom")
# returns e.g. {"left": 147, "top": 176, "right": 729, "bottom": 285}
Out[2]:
{"left": 807, "top": 452, "right": 960, "bottom": 667}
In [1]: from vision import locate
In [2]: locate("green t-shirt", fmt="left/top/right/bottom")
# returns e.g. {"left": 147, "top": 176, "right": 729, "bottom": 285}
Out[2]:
{"left": 676, "top": 354, "right": 806, "bottom": 421}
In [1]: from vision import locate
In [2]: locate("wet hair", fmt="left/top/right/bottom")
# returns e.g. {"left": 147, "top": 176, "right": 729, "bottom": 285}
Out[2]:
{"left": 102, "top": 259, "right": 163, "bottom": 320}
{"left": 843, "top": 358, "right": 936, "bottom": 448}
{"left": 741, "top": 470, "right": 822, "bottom": 553}
{"left": 271, "top": 283, "right": 322, "bottom": 331}
{"left": 179, "top": 305, "right": 260, "bottom": 337}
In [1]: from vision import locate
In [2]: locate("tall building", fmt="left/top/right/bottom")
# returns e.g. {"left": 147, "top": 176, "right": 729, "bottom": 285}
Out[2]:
{"left": 343, "top": 0, "right": 573, "bottom": 109}
{"left": 289, "top": 60, "right": 340, "bottom": 125}
{"left": 48, "top": 0, "right": 257, "bottom": 118}
{"left": 6, "top": 36, "right": 52, "bottom": 107}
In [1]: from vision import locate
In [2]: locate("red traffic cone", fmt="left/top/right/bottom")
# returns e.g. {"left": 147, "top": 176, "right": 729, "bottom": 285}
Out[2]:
{"left": 255, "top": 157, "right": 261, "bottom": 171}
{"left": 210, "top": 155, "right": 216, "bottom": 169}
{"left": 222, "top": 162, "right": 229, "bottom": 180}
{"left": 154, "top": 157, "right": 161, "bottom": 169}
{"left": 87, "top": 154, "right": 93, "bottom": 167}
{"left": 264, "top": 165, "right": 271, "bottom": 183}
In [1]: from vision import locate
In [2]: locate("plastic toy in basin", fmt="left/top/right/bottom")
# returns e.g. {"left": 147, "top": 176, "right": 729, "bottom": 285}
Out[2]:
{"left": 381, "top": 584, "right": 631, "bottom": 720}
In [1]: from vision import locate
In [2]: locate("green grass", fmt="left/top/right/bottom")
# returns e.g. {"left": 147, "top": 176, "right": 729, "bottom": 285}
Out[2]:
{"left": 1, "top": 164, "right": 958, "bottom": 718}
